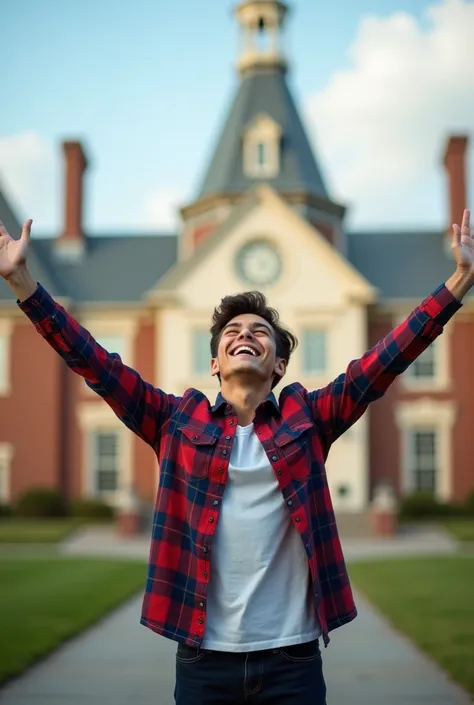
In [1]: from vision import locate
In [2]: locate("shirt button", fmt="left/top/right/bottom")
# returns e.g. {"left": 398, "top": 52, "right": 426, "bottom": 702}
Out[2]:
{"left": 213, "top": 500, "right": 219, "bottom": 506}
{"left": 203, "top": 547, "right": 208, "bottom": 553}
{"left": 287, "top": 500, "right": 293, "bottom": 506}
{"left": 277, "top": 470, "right": 282, "bottom": 476}
{"left": 198, "top": 617, "right": 204, "bottom": 624}
{"left": 222, "top": 450, "right": 228, "bottom": 456}
{"left": 230, "top": 420, "right": 235, "bottom": 427}
{"left": 225, "top": 435, "right": 231, "bottom": 440}
{"left": 192, "top": 435, "right": 198, "bottom": 441}
{"left": 208, "top": 516, "right": 214, "bottom": 523}
{"left": 202, "top": 572, "right": 208, "bottom": 579}
{"left": 295, "top": 516, "right": 301, "bottom": 522}
{"left": 199, "top": 602, "right": 204, "bottom": 608}
{"left": 271, "top": 455, "right": 277, "bottom": 462}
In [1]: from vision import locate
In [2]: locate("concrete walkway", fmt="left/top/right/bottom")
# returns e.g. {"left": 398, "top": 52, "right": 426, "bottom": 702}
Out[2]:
{"left": 58, "top": 522, "right": 461, "bottom": 562}
{"left": 0, "top": 589, "right": 471, "bottom": 705}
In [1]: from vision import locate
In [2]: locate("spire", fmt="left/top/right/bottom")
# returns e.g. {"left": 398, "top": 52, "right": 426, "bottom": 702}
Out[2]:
{"left": 235, "top": 0, "right": 289, "bottom": 75}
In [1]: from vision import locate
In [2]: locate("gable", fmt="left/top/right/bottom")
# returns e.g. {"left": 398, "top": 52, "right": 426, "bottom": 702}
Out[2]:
{"left": 149, "top": 186, "right": 376, "bottom": 311}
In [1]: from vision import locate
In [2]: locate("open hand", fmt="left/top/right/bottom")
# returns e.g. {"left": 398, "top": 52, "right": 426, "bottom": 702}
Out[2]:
{"left": 452, "top": 209, "right": 474, "bottom": 278}
{"left": 0, "top": 219, "right": 32, "bottom": 279}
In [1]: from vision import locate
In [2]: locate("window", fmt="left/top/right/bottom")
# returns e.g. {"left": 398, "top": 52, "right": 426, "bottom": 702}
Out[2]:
{"left": 408, "top": 344, "right": 436, "bottom": 380}
{"left": 91, "top": 431, "right": 120, "bottom": 495}
{"left": 0, "top": 444, "right": 13, "bottom": 503}
{"left": 256, "top": 141, "right": 268, "bottom": 168}
{"left": 193, "top": 330, "right": 210, "bottom": 376}
{"left": 408, "top": 429, "right": 437, "bottom": 493}
{"left": 96, "top": 334, "right": 126, "bottom": 362}
{"left": 302, "top": 329, "right": 327, "bottom": 374}
{"left": 0, "top": 333, "right": 10, "bottom": 395}
{"left": 243, "top": 114, "right": 281, "bottom": 179}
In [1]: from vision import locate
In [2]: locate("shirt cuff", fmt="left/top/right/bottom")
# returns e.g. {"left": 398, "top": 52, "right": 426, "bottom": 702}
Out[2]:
{"left": 17, "top": 283, "right": 57, "bottom": 324}
{"left": 422, "top": 284, "right": 463, "bottom": 327}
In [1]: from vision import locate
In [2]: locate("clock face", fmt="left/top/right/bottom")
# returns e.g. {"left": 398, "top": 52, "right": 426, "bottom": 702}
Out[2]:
{"left": 236, "top": 240, "right": 282, "bottom": 286}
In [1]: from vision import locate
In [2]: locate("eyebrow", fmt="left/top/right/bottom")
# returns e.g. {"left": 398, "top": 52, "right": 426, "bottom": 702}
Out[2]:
{"left": 223, "top": 321, "right": 273, "bottom": 333}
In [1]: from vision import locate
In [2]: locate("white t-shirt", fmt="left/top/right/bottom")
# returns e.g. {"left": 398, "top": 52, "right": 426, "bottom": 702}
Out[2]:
{"left": 202, "top": 423, "right": 321, "bottom": 652}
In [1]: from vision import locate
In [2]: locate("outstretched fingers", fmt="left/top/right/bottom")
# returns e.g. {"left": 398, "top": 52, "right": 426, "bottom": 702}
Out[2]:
{"left": 21, "top": 219, "right": 33, "bottom": 244}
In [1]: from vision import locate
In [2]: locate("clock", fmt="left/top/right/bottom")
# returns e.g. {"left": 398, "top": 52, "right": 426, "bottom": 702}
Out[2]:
{"left": 235, "top": 240, "right": 282, "bottom": 286}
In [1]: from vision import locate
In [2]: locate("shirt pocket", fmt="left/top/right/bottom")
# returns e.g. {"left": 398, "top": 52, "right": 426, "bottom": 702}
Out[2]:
{"left": 274, "top": 420, "right": 314, "bottom": 480}
{"left": 177, "top": 424, "right": 219, "bottom": 480}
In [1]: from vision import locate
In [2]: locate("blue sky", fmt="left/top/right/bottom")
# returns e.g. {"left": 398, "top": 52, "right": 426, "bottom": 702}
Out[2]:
{"left": 1, "top": 0, "right": 473, "bottom": 234}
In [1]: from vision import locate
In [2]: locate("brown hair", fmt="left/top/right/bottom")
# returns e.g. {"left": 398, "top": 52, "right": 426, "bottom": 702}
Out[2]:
{"left": 210, "top": 291, "right": 298, "bottom": 387}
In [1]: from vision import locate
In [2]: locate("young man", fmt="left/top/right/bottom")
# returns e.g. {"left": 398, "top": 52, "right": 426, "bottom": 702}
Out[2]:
{"left": 1, "top": 211, "right": 473, "bottom": 705}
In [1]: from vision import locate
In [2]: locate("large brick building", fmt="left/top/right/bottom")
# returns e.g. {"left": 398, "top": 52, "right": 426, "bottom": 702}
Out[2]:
{"left": 0, "top": 0, "right": 472, "bottom": 515}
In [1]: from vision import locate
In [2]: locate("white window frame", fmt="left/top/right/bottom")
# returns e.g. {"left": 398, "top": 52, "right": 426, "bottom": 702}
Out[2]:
{"left": 406, "top": 428, "right": 438, "bottom": 494}
{"left": 89, "top": 429, "right": 122, "bottom": 499}
{"left": 0, "top": 443, "right": 14, "bottom": 503}
{"left": 243, "top": 113, "right": 282, "bottom": 179}
{"left": 301, "top": 328, "right": 327, "bottom": 375}
{"left": 192, "top": 329, "right": 211, "bottom": 377}
{"left": 77, "top": 403, "right": 132, "bottom": 507}
{"left": 0, "top": 320, "right": 13, "bottom": 397}
{"left": 395, "top": 399, "right": 456, "bottom": 500}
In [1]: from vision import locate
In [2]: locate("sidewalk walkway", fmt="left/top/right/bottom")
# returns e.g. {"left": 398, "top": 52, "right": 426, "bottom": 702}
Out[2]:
{"left": 0, "top": 589, "right": 471, "bottom": 705}
{"left": 58, "top": 522, "right": 460, "bottom": 562}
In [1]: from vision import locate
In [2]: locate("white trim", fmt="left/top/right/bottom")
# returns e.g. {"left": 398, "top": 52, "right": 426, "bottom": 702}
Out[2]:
{"left": 0, "top": 320, "right": 13, "bottom": 397}
{"left": 395, "top": 398, "right": 456, "bottom": 500}
{"left": 0, "top": 443, "right": 14, "bottom": 503}
{"left": 76, "top": 403, "right": 132, "bottom": 506}
{"left": 243, "top": 114, "right": 282, "bottom": 179}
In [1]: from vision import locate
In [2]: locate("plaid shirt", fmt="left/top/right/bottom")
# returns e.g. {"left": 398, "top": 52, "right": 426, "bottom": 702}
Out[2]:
{"left": 19, "top": 283, "right": 461, "bottom": 648}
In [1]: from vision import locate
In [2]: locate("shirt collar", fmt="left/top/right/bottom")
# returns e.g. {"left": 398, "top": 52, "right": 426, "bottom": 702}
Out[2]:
{"left": 211, "top": 391, "right": 280, "bottom": 415}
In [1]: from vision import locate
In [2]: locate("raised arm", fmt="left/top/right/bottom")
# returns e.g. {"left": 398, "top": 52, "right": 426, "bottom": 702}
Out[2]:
{"left": 0, "top": 219, "right": 178, "bottom": 448}
{"left": 307, "top": 208, "right": 474, "bottom": 449}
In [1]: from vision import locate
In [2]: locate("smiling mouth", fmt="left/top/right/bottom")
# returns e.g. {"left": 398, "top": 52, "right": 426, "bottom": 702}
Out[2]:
{"left": 231, "top": 345, "right": 261, "bottom": 357}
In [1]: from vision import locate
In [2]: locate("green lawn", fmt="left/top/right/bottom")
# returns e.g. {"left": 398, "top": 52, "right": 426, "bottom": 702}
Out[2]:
{"left": 440, "top": 518, "right": 474, "bottom": 543}
{"left": 349, "top": 555, "right": 474, "bottom": 695}
{"left": 0, "top": 519, "right": 84, "bottom": 543}
{"left": 0, "top": 557, "right": 146, "bottom": 684}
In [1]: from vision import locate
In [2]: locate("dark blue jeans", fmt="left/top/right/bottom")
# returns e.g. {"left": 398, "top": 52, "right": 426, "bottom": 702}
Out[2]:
{"left": 174, "top": 638, "right": 327, "bottom": 704}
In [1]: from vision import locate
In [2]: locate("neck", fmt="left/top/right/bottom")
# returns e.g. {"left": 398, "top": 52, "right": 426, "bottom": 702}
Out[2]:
{"left": 220, "top": 380, "right": 272, "bottom": 426}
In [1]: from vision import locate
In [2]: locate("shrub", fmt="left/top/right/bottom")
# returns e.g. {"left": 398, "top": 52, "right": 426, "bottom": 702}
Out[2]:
{"left": 463, "top": 490, "right": 474, "bottom": 517}
{"left": 70, "top": 498, "right": 114, "bottom": 520}
{"left": 0, "top": 503, "right": 12, "bottom": 518}
{"left": 399, "top": 491, "right": 464, "bottom": 520}
{"left": 15, "top": 488, "right": 67, "bottom": 518}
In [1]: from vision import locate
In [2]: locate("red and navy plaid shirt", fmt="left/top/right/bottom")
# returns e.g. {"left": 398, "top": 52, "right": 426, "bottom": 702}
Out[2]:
{"left": 19, "top": 283, "right": 461, "bottom": 647}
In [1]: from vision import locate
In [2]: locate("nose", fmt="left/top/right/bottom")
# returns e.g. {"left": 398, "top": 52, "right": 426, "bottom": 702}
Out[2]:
{"left": 237, "top": 328, "right": 254, "bottom": 341}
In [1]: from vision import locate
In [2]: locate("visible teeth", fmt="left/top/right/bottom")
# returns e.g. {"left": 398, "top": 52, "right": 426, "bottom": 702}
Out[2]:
{"left": 234, "top": 346, "right": 256, "bottom": 356}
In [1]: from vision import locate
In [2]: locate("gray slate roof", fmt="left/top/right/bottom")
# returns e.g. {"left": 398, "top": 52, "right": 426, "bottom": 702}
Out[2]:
{"left": 197, "top": 67, "right": 329, "bottom": 199}
{"left": 347, "top": 230, "right": 469, "bottom": 299}
{"left": 0, "top": 188, "right": 463, "bottom": 305}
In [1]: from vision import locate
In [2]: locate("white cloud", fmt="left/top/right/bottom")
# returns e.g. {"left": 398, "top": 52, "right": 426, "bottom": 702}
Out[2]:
{"left": 0, "top": 132, "right": 58, "bottom": 232}
{"left": 305, "top": 0, "right": 474, "bottom": 229}
{"left": 141, "top": 187, "right": 186, "bottom": 231}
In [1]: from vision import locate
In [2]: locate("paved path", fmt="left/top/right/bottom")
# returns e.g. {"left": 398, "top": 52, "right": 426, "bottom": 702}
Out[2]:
{"left": 0, "top": 589, "right": 471, "bottom": 705}
{"left": 58, "top": 522, "right": 461, "bottom": 562}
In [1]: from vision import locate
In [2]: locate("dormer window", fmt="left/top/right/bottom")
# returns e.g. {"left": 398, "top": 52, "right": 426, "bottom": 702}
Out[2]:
{"left": 243, "top": 113, "right": 282, "bottom": 179}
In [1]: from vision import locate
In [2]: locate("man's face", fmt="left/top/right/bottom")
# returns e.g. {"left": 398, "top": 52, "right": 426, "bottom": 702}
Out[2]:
{"left": 211, "top": 313, "right": 286, "bottom": 385}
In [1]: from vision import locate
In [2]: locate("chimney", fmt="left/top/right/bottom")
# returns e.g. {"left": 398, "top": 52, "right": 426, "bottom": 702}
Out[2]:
{"left": 56, "top": 140, "right": 88, "bottom": 260}
{"left": 443, "top": 135, "right": 469, "bottom": 233}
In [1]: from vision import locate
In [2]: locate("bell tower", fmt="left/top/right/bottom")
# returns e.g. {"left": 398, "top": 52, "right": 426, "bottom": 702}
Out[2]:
{"left": 235, "top": 0, "right": 289, "bottom": 75}
{"left": 179, "top": 1, "right": 347, "bottom": 259}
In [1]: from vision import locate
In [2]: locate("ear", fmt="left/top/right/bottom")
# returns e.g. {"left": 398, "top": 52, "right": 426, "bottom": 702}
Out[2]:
{"left": 274, "top": 358, "right": 287, "bottom": 379}
{"left": 210, "top": 357, "right": 220, "bottom": 377}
